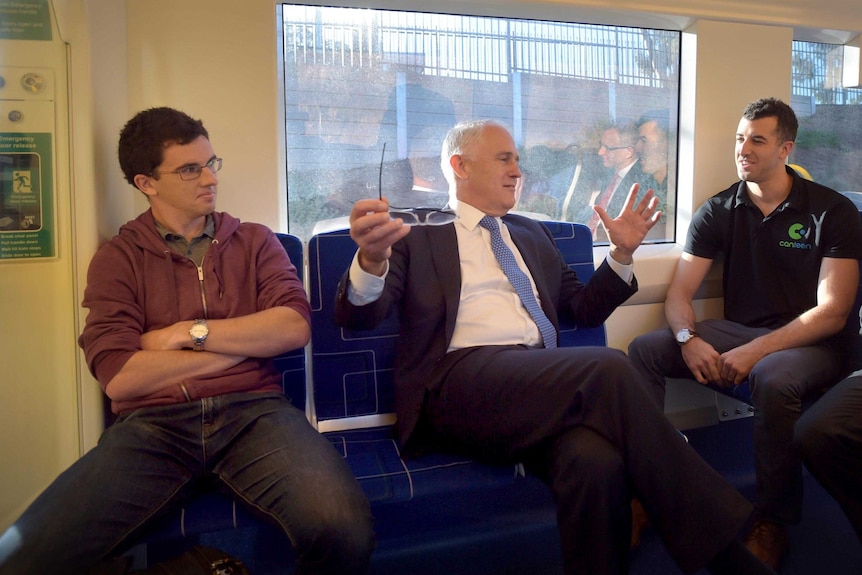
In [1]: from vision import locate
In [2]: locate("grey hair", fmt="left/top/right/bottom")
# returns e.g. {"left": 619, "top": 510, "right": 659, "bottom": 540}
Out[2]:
{"left": 439, "top": 119, "right": 507, "bottom": 190}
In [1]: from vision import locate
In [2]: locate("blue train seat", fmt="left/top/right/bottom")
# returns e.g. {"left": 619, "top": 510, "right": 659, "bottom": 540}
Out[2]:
{"left": 132, "top": 232, "right": 307, "bottom": 560}
{"left": 307, "top": 220, "right": 601, "bottom": 573}
{"left": 541, "top": 219, "right": 607, "bottom": 348}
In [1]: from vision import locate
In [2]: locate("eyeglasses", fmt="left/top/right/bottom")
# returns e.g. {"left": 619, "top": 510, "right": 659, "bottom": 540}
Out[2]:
{"left": 156, "top": 157, "right": 223, "bottom": 181}
{"left": 600, "top": 144, "right": 632, "bottom": 151}
{"left": 378, "top": 144, "right": 456, "bottom": 227}
{"left": 387, "top": 207, "right": 456, "bottom": 226}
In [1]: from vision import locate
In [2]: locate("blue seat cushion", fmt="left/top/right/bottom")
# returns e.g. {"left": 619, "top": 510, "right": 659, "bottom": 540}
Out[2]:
{"left": 324, "top": 426, "right": 527, "bottom": 505}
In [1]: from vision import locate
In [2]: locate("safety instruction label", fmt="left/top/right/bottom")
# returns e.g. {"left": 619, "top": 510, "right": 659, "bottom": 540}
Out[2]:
{"left": 0, "top": 132, "right": 54, "bottom": 259}
{"left": 0, "top": 0, "right": 52, "bottom": 41}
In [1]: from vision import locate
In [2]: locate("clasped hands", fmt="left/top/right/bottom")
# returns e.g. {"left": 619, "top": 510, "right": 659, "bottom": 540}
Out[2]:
{"left": 682, "top": 338, "right": 761, "bottom": 388}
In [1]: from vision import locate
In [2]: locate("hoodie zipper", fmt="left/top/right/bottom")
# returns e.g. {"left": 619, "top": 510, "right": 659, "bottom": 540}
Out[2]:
{"left": 197, "top": 257, "right": 209, "bottom": 319}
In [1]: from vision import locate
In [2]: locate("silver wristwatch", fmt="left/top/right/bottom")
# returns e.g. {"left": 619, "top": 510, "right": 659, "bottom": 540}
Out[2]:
{"left": 189, "top": 319, "right": 209, "bottom": 351}
{"left": 675, "top": 327, "right": 698, "bottom": 346}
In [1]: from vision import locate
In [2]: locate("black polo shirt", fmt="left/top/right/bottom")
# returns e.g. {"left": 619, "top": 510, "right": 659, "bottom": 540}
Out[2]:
{"left": 686, "top": 166, "right": 862, "bottom": 330}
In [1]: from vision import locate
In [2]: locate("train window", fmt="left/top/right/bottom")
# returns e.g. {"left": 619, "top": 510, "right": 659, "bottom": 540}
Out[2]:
{"left": 280, "top": 5, "right": 680, "bottom": 241}
{"left": 790, "top": 41, "right": 862, "bottom": 196}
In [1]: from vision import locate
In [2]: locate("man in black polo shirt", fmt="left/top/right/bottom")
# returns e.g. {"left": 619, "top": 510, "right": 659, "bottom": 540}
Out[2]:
{"left": 628, "top": 97, "right": 862, "bottom": 570}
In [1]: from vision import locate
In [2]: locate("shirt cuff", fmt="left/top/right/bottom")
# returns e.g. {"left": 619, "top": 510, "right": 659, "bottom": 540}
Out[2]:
{"left": 347, "top": 251, "right": 388, "bottom": 305}
{"left": 605, "top": 253, "right": 634, "bottom": 285}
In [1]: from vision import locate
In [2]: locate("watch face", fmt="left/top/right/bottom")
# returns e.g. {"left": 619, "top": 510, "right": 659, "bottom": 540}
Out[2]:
{"left": 676, "top": 329, "right": 690, "bottom": 343}
{"left": 190, "top": 324, "right": 208, "bottom": 339}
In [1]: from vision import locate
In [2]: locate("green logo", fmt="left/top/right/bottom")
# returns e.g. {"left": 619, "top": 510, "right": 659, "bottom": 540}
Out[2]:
{"left": 780, "top": 222, "right": 813, "bottom": 249}
{"left": 788, "top": 223, "right": 806, "bottom": 240}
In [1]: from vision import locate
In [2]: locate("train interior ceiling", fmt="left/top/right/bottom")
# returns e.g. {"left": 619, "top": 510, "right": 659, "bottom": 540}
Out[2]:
{"left": 1, "top": 0, "right": 862, "bottom": 573}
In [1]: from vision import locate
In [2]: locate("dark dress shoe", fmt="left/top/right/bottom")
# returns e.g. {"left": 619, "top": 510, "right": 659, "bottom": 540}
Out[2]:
{"left": 630, "top": 498, "right": 649, "bottom": 550}
{"left": 744, "top": 519, "right": 788, "bottom": 570}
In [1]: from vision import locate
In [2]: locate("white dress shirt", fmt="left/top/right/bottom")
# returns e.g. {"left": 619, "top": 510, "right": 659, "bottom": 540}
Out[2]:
{"left": 347, "top": 200, "right": 633, "bottom": 352}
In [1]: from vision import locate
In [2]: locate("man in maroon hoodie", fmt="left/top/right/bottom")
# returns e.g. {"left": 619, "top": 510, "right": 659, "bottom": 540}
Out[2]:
{"left": 0, "top": 107, "right": 374, "bottom": 575}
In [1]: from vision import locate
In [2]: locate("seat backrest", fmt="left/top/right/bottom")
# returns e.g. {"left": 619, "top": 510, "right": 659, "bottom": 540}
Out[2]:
{"left": 307, "top": 220, "right": 602, "bottom": 431}
{"left": 541, "top": 221, "right": 607, "bottom": 347}
{"left": 274, "top": 232, "right": 307, "bottom": 410}
{"left": 308, "top": 229, "right": 399, "bottom": 430}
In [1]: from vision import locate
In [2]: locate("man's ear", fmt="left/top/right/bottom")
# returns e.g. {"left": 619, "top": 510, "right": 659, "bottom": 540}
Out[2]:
{"left": 133, "top": 174, "right": 157, "bottom": 198}
{"left": 449, "top": 154, "right": 468, "bottom": 181}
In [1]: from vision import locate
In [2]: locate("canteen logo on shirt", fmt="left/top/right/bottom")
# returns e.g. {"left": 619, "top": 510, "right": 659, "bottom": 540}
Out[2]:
{"left": 779, "top": 212, "right": 825, "bottom": 250}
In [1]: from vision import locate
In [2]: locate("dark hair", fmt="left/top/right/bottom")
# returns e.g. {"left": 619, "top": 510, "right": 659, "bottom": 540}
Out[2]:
{"left": 118, "top": 107, "right": 209, "bottom": 185}
{"left": 607, "top": 123, "right": 638, "bottom": 148}
{"left": 741, "top": 98, "right": 798, "bottom": 143}
{"left": 636, "top": 110, "right": 669, "bottom": 135}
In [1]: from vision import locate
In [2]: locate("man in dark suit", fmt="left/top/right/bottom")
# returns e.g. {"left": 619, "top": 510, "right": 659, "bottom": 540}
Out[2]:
{"left": 584, "top": 124, "right": 657, "bottom": 242}
{"left": 334, "top": 119, "right": 774, "bottom": 575}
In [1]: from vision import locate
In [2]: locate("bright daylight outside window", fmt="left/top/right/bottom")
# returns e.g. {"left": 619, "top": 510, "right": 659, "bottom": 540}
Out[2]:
{"left": 789, "top": 41, "right": 862, "bottom": 209}
{"left": 281, "top": 5, "right": 680, "bottom": 241}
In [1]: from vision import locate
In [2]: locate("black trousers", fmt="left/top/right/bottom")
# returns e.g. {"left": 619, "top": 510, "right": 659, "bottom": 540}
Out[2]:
{"left": 426, "top": 345, "right": 752, "bottom": 575}
{"left": 794, "top": 373, "right": 862, "bottom": 543}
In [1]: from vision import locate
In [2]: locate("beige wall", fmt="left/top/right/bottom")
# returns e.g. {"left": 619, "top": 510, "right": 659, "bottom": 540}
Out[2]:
{"left": 0, "top": 7, "right": 80, "bottom": 535}
{"left": 0, "top": 0, "right": 860, "bottom": 532}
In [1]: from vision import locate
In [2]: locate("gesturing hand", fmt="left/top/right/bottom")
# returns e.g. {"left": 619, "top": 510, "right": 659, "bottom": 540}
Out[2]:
{"left": 594, "top": 183, "right": 661, "bottom": 264}
{"left": 349, "top": 198, "right": 411, "bottom": 276}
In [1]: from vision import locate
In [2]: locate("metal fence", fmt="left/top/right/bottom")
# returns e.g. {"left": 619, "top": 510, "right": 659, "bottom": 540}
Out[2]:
{"left": 283, "top": 5, "right": 678, "bottom": 89}
{"left": 792, "top": 40, "right": 862, "bottom": 105}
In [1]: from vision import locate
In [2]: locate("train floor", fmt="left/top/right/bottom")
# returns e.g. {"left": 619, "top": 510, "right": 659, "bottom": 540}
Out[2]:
{"left": 631, "top": 416, "right": 862, "bottom": 575}
{"left": 197, "top": 416, "right": 861, "bottom": 575}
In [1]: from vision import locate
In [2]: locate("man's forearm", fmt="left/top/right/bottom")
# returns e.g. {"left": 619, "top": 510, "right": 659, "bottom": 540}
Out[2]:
{"left": 665, "top": 296, "right": 698, "bottom": 334}
{"left": 202, "top": 307, "right": 310, "bottom": 358}
{"left": 105, "top": 349, "right": 246, "bottom": 402}
{"left": 750, "top": 305, "right": 850, "bottom": 358}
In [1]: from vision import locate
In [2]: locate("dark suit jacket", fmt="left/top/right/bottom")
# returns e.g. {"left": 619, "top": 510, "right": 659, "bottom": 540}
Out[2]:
{"left": 334, "top": 214, "right": 637, "bottom": 454}
{"left": 572, "top": 160, "right": 653, "bottom": 225}
{"left": 594, "top": 160, "right": 668, "bottom": 242}
{"left": 606, "top": 160, "right": 652, "bottom": 218}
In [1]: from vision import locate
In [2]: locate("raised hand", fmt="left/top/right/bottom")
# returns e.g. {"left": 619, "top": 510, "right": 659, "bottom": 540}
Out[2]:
{"left": 594, "top": 183, "right": 661, "bottom": 264}
{"left": 349, "top": 198, "right": 411, "bottom": 276}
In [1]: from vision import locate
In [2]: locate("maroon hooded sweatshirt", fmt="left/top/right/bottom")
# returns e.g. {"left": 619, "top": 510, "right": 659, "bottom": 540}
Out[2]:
{"left": 78, "top": 209, "right": 310, "bottom": 415}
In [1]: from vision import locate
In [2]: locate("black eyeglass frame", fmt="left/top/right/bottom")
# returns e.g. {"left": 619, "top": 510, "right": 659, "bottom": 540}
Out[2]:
{"left": 599, "top": 144, "right": 633, "bottom": 152}
{"left": 155, "top": 157, "right": 223, "bottom": 181}
{"left": 378, "top": 144, "right": 456, "bottom": 227}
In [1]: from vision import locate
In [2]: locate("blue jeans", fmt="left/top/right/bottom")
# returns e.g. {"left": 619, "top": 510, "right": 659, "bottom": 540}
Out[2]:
{"left": 0, "top": 392, "right": 374, "bottom": 575}
{"left": 628, "top": 319, "right": 846, "bottom": 524}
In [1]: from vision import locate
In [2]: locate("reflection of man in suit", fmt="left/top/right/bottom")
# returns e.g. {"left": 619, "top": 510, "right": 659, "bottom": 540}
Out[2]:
{"left": 635, "top": 113, "right": 672, "bottom": 241}
{"left": 335, "top": 119, "right": 775, "bottom": 575}
{"left": 636, "top": 113, "right": 670, "bottom": 201}
{"left": 587, "top": 125, "right": 651, "bottom": 241}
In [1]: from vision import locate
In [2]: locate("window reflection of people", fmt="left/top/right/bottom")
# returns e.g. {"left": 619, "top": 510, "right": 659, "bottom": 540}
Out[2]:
{"left": 636, "top": 112, "right": 669, "bottom": 196}
{"left": 636, "top": 112, "right": 671, "bottom": 240}
{"left": 587, "top": 125, "right": 649, "bottom": 240}
{"left": 406, "top": 124, "right": 449, "bottom": 194}
{"left": 327, "top": 83, "right": 454, "bottom": 213}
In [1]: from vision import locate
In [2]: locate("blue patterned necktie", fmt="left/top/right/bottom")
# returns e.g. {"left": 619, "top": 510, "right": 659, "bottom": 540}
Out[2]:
{"left": 479, "top": 215, "right": 557, "bottom": 349}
